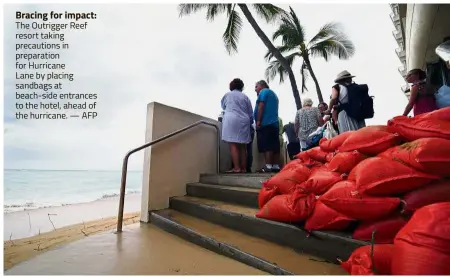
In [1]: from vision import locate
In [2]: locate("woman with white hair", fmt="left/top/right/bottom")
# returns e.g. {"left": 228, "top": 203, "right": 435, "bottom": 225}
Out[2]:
{"left": 294, "top": 98, "right": 324, "bottom": 151}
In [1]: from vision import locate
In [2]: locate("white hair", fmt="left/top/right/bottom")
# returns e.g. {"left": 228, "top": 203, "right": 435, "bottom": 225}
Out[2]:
{"left": 302, "top": 98, "right": 313, "bottom": 107}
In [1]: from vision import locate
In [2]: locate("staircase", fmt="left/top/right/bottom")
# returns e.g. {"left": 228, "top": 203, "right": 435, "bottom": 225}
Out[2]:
{"left": 151, "top": 173, "right": 367, "bottom": 275}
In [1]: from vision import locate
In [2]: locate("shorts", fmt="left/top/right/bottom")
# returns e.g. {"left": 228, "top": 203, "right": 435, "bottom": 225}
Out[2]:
{"left": 257, "top": 124, "right": 280, "bottom": 153}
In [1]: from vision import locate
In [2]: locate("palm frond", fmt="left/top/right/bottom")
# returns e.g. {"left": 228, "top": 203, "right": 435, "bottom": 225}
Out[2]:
{"left": 178, "top": 4, "right": 208, "bottom": 17}
{"left": 308, "top": 22, "right": 343, "bottom": 46}
{"left": 300, "top": 62, "right": 309, "bottom": 93}
{"left": 265, "top": 52, "right": 299, "bottom": 83}
{"left": 223, "top": 7, "right": 243, "bottom": 55}
{"left": 309, "top": 33, "right": 355, "bottom": 60}
{"left": 206, "top": 4, "right": 229, "bottom": 21}
{"left": 272, "top": 7, "right": 305, "bottom": 48}
{"left": 252, "top": 4, "right": 286, "bottom": 23}
{"left": 264, "top": 45, "right": 297, "bottom": 62}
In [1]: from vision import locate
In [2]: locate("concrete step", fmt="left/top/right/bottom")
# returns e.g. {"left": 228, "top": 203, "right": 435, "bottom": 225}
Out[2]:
{"left": 169, "top": 196, "right": 368, "bottom": 264}
{"left": 186, "top": 183, "right": 259, "bottom": 208}
{"left": 151, "top": 209, "right": 346, "bottom": 275}
{"left": 199, "top": 173, "right": 274, "bottom": 189}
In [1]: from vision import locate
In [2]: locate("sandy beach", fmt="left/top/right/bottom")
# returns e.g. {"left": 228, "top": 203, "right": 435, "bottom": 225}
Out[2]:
{"left": 4, "top": 212, "right": 140, "bottom": 270}
{"left": 4, "top": 194, "right": 142, "bottom": 270}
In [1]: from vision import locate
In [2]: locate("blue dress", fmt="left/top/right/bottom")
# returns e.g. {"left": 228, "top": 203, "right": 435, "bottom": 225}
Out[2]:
{"left": 221, "top": 90, "right": 254, "bottom": 144}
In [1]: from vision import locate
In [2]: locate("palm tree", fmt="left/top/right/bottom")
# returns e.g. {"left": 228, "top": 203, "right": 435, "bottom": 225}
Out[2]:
{"left": 265, "top": 7, "right": 355, "bottom": 103}
{"left": 178, "top": 4, "right": 303, "bottom": 109}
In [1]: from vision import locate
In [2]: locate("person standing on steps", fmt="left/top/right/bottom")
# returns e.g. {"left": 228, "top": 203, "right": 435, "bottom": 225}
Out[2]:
{"left": 283, "top": 122, "right": 300, "bottom": 161}
{"left": 253, "top": 80, "right": 281, "bottom": 173}
{"left": 326, "top": 70, "right": 373, "bottom": 133}
{"left": 221, "top": 78, "right": 254, "bottom": 173}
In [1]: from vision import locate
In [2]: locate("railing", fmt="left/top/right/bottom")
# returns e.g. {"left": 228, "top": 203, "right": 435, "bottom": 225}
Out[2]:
{"left": 116, "top": 120, "right": 220, "bottom": 232}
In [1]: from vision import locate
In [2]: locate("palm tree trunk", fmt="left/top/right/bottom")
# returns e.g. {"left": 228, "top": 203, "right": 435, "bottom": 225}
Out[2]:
{"left": 304, "top": 56, "right": 324, "bottom": 103}
{"left": 238, "top": 4, "right": 302, "bottom": 110}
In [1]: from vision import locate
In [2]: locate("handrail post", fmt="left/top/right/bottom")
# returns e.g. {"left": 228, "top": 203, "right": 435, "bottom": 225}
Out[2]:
{"left": 116, "top": 120, "right": 221, "bottom": 233}
{"left": 117, "top": 153, "right": 130, "bottom": 232}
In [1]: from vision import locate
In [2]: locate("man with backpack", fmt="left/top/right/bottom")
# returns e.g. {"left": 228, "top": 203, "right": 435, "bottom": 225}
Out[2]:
{"left": 325, "top": 70, "right": 374, "bottom": 133}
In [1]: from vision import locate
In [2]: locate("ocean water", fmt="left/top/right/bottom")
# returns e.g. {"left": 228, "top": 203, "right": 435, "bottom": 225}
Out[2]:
{"left": 4, "top": 169, "right": 143, "bottom": 213}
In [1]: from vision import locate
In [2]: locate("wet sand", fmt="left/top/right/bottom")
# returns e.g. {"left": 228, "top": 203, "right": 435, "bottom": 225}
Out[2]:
{"left": 5, "top": 223, "right": 266, "bottom": 275}
{"left": 4, "top": 212, "right": 140, "bottom": 271}
{"left": 4, "top": 193, "right": 141, "bottom": 240}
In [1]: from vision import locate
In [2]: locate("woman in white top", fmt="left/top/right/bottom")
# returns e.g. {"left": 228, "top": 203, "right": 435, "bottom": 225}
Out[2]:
{"left": 327, "top": 70, "right": 366, "bottom": 133}
{"left": 221, "top": 78, "right": 254, "bottom": 173}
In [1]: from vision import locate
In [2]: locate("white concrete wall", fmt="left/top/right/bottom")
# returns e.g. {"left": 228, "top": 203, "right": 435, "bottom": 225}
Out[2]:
{"left": 140, "top": 102, "right": 286, "bottom": 222}
{"left": 405, "top": 4, "right": 450, "bottom": 70}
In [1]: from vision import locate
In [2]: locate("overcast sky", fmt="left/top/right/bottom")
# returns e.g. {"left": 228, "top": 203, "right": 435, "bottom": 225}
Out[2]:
{"left": 3, "top": 3, "right": 408, "bottom": 170}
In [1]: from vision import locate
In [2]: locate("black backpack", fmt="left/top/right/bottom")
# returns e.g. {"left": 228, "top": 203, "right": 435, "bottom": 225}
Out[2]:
{"left": 338, "top": 83, "right": 374, "bottom": 121}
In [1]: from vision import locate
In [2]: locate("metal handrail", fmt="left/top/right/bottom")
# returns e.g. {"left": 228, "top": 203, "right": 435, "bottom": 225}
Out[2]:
{"left": 116, "top": 120, "right": 220, "bottom": 232}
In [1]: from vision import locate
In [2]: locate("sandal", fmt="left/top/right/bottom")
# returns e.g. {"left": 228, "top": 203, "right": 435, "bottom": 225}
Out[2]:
{"left": 225, "top": 169, "right": 241, "bottom": 174}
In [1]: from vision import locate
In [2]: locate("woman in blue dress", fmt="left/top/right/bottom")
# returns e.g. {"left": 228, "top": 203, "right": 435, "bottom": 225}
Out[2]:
{"left": 221, "top": 78, "right": 254, "bottom": 173}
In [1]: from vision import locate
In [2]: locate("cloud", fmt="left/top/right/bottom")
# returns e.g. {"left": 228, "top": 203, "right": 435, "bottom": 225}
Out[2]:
{"left": 3, "top": 3, "right": 408, "bottom": 170}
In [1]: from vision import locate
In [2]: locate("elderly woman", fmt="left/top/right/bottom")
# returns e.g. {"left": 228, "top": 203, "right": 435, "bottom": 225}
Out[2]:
{"left": 221, "top": 78, "right": 254, "bottom": 173}
{"left": 295, "top": 98, "right": 324, "bottom": 151}
{"left": 402, "top": 68, "right": 438, "bottom": 117}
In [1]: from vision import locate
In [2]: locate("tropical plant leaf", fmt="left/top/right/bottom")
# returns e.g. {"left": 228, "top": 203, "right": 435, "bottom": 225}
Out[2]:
{"left": 272, "top": 7, "right": 305, "bottom": 48}
{"left": 223, "top": 7, "right": 243, "bottom": 54}
{"left": 178, "top": 4, "right": 208, "bottom": 17}
{"left": 309, "top": 33, "right": 355, "bottom": 60}
{"left": 265, "top": 52, "right": 299, "bottom": 83}
{"left": 206, "top": 4, "right": 229, "bottom": 21}
{"left": 308, "top": 22, "right": 343, "bottom": 46}
{"left": 264, "top": 45, "right": 296, "bottom": 61}
{"left": 252, "top": 4, "right": 286, "bottom": 23}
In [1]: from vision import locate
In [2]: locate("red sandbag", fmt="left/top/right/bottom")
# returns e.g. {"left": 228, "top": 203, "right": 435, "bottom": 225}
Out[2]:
{"left": 402, "top": 179, "right": 450, "bottom": 213}
{"left": 327, "top": 151, "right": 367, "bottom": 174}
{"left": 339, "top": 128, "right": 401, "bottom": 156}
{"left": 387, "top": 115, "right": 450, "bottom": 141}
{"left": 392, "top": 202, "right": 450, "bottom": 275}
{"left": 417, "top": 106, "right": 450, "bottom": 121}
{"left": 378, "top": 138, "right": 450, "bottom": 177}
{"left": 319, "top": 131, "right": 354, "bottom": 152}
{"left": 353, "top": 216, "right": 408, "bottom": 244}
{"left": 393, "top": 241, "right": 450, "bottom": 275}
{"left": 320, "top": 181, "right": 401, "bottom": 220}
{"left": 301, "top": 168, "right": 343, "bottom": 195}
{"left": 263, "top": 165, "right": 311, "bottom": 194}
{"left": 325, "top": 152, "right": 334, "bottom": 163}
{"left": 294, "top": 151, "right": 324, "bottom": 169}
{"left": 256, "top": 189, "right": 316, "bottom": 222}
{"left": 341, "top": 244, "right": 393, "bottom": 275}
{"left": 304, "top": 201, "right": 353, "bottom": 231}
{"left": 305, "top": 147, "right": 329, "bottom": 163}
{"left": 281, "top": 159, "right": 304, "bottom": 172}
{"left": 349, "top": 157, "right": 439, "bottom": 196}
{"left": 258, "top": 186, "right": 279, "bottom": 209}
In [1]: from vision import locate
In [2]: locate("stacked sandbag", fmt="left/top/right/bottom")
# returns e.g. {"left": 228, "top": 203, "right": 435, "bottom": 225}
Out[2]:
{"left": 257, "top": 112, "right": 450, "bottom": 245}
{"left": 387, "top": 107, "right": 450, "bottom": 141}
{"left": 340, "top": 244, "right": 394, "bottom": 275}
{"left": 256, "top": 186, "right": 316, "bottom": 223}
{"left": 392, "top": 202, "right": 450, "bottom": 275}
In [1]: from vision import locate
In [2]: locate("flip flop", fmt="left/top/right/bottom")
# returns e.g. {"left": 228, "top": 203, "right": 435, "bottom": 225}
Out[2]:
{"left": 225, "top": 169, "right": 241, "bottom": 174}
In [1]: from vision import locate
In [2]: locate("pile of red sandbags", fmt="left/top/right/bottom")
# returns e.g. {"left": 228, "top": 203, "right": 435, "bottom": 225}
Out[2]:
{"left": 256, "top": 108, "right": 450, "bottom": 274}
{"left": 341, "top": 202, "right": 450, "bottom": 275}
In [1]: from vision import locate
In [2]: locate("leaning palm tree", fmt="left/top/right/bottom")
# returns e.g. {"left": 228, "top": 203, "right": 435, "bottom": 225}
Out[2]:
{"left": 178, "top": 4, "right": 303, "bottom": 109}
{"left": 265, "top": 7, "right": 355, "bottom": 103}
